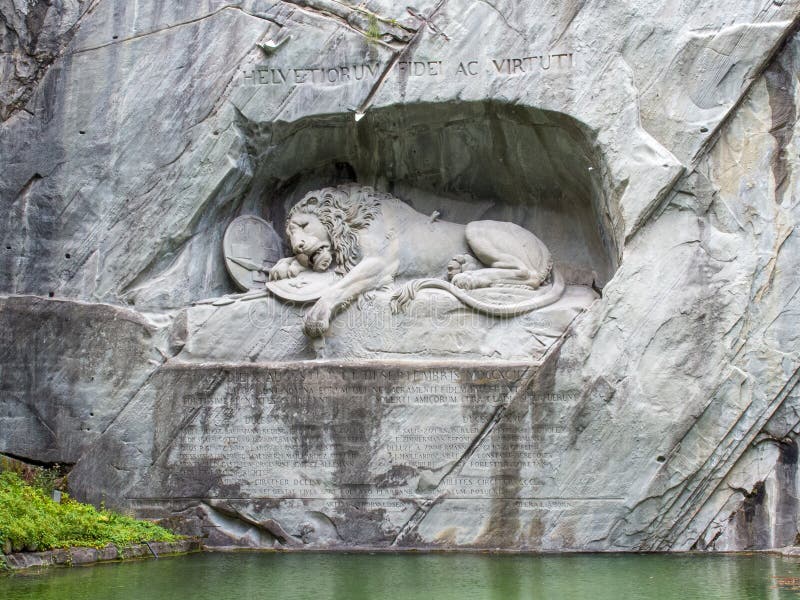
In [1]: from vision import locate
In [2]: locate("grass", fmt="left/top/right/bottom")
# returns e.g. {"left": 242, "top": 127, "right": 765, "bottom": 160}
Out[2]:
{"left": 0, "top": 470, "right": 179, "bottom": 555}
{"left": 366, "top": 14, "right": 381, "bottom": 41}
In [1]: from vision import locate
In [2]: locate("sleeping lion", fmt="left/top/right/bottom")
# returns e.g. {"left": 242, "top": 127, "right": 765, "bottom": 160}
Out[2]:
{"left": 269, "top": 184, "right": 564, "bottom": 338}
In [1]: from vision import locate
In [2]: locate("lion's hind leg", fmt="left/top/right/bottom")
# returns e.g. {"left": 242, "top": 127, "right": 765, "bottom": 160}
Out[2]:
{"left": 446, "top": 253, "right": 481, "bottom": 281}
{"left": 451, "top": 265, "right": 534, "bottom": 290}
{"left": 456, "top": 221, "right": 552, "bottom": 289}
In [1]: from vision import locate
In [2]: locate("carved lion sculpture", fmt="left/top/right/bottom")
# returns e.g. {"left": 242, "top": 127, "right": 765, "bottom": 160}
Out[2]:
{"left": 269, "top": 184, "right": 565, "bottom": 337}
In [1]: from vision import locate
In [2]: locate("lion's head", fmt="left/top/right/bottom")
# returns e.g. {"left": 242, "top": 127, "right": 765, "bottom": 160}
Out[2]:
{"left": 287, "top": 185, "right": 381, "bottom": 274}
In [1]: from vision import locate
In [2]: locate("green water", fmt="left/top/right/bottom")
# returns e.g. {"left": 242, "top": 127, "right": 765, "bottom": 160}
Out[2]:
{"left": 3, "top": 552, "right": 800, "bottom": 599}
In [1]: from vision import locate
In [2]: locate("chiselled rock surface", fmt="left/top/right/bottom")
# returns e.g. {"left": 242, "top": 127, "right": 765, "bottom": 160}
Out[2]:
{"left": 2, "top": 0, "right": 800, "bottom": 551}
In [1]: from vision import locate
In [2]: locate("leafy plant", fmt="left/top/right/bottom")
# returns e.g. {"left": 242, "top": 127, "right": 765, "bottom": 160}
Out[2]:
{"left": 31, "top": 464, "right": 65, "bottom": 496}
{"left": 0, "top": 471, "right": 178, "bottom": 553}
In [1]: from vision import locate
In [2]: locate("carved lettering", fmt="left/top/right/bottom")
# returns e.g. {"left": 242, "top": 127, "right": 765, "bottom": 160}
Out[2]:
{"left": 492, "top": 58, "right": 508, "bottom": 73}
{"left": 239, "top": 55, "right": 575, "bottom": 86}
{"left": 153, "top": 366, "right": 578, "bottom": 498}
{"left": 241, "top": 62, "right": 383, "bottom": 86}
{"left": 456, "top": 60, "right": 479, "bottom": 76}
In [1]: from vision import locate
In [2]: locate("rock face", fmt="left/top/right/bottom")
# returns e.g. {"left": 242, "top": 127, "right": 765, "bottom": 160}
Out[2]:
{"left": 1, "top": 0, "right": 799, "bottom": 551}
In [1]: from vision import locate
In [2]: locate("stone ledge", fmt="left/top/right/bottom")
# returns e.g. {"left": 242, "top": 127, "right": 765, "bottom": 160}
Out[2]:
{"left": 2, "top": 538, "right": 202, "bottom": 571}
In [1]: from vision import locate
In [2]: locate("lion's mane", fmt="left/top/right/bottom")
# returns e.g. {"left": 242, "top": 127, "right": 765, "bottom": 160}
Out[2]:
{"left": 288, "top": 184, "right": 383, "bottom": 273}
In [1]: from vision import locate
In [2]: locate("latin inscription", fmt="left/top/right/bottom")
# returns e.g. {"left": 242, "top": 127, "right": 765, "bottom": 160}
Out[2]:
{"left": 240, "top": 53, "right": 576, "bottom": 86}
{"left": 154, "top": 367, "right": 596, "bottom": 502}
{"left": 242, "top": 61, "right": 383, "bottom": 85}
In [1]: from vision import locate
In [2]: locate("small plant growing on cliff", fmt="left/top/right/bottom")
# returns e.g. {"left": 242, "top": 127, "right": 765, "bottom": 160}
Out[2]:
{"left": 366, "top": 14, "right": 381, "bottom": 41}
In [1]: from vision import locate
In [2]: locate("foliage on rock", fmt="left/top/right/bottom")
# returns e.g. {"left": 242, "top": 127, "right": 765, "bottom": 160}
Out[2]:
{"left": 0, "top": 471, "right": 178, "bottom": 554}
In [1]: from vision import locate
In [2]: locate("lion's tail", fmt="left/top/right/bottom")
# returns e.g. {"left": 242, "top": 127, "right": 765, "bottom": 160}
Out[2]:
{"left": 390, "top": 269, "right": 566, "bottom": 317}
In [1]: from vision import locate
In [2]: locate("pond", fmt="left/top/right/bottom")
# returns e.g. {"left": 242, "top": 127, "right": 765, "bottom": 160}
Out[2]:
{"left": 3, "top": 552, "right": 800, "bottom": 599}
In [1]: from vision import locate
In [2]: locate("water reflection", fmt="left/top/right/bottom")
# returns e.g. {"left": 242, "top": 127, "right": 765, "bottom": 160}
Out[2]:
{"left": 3, "top": 552, "right": 800, "bottom": 600}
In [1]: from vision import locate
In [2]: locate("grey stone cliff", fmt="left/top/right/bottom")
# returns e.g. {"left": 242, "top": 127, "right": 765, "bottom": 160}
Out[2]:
{"left": 1, "top": 0, "right": 800, "bottom": 551}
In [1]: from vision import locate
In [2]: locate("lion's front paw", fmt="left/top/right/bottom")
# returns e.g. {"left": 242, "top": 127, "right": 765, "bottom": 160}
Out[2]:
{"left": 270, "top": 257, "right": 304, "bottom": 281}
{"left": 303, "top": 298, "right": 332, "bottom": 337}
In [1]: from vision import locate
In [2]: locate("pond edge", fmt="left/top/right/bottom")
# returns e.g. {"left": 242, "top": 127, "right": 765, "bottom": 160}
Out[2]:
{"left": 2, "top": 538, "right": 202, "bottom": 572}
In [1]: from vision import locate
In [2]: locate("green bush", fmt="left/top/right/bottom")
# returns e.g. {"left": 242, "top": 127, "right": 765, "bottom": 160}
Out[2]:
{"left": 0, "top": 471, "right": 178, "bottom": 553}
